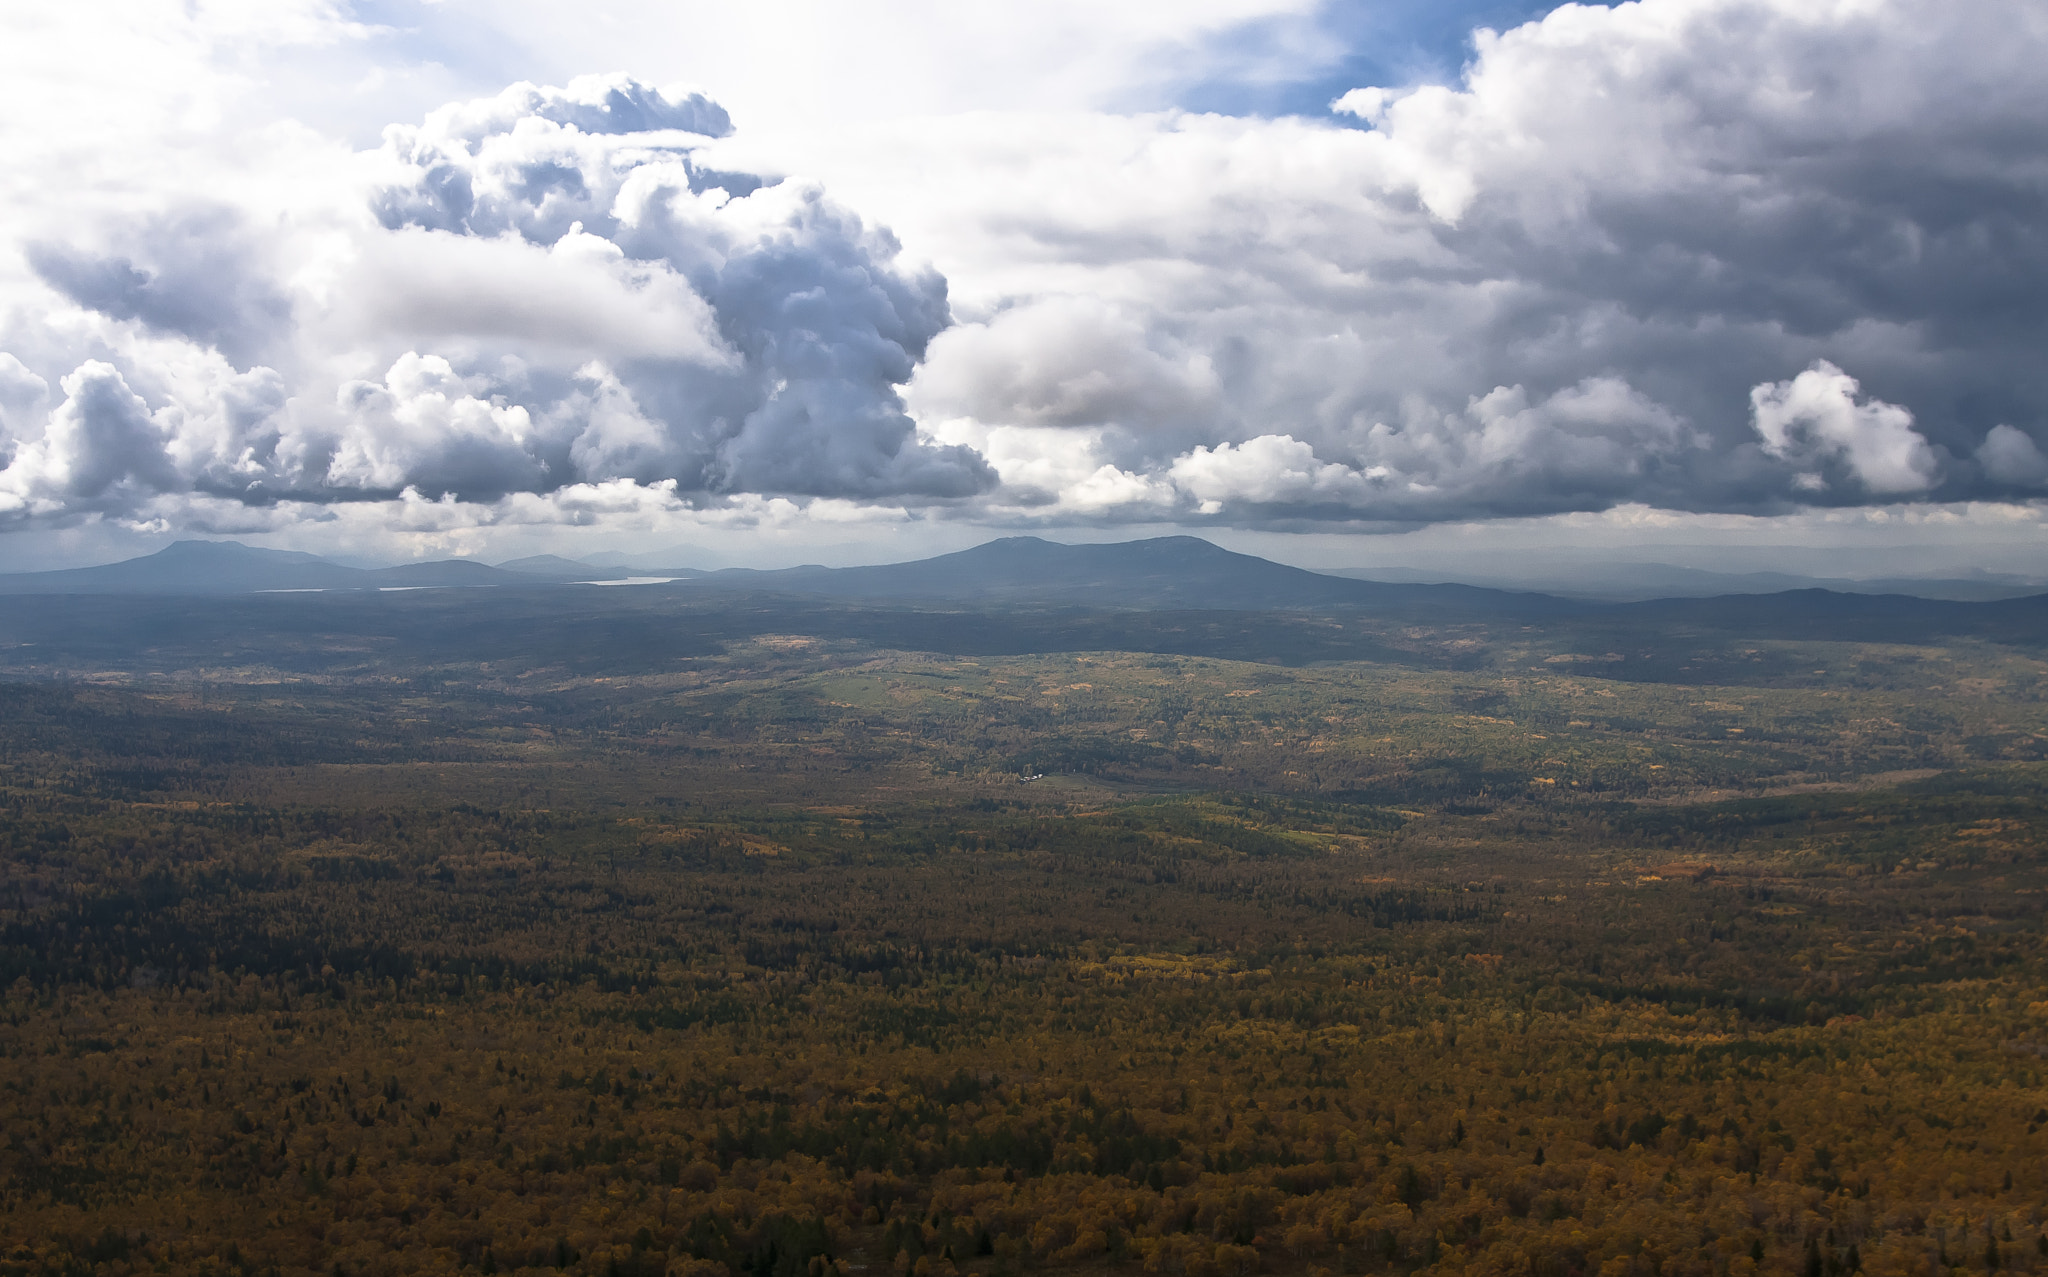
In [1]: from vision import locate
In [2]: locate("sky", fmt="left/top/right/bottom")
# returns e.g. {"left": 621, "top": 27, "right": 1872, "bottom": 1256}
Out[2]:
{"left": 1, "top": 0, "right": 2046, "bottom": 578}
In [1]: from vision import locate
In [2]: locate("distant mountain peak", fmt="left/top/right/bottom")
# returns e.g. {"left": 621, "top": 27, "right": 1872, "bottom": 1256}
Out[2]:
{"left": 152, "top": 539, "right": 335, "bottom": 566}
{"left": 0, "top": 539, "right": 533, "bottom": 595}
{"left": 496, "top": 554, "right": 603, "bottom": 577}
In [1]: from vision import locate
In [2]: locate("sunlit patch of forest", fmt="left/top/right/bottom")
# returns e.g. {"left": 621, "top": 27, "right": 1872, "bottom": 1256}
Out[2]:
{"left": 0, "top": 626, "right": 2045, "bottom": 1277}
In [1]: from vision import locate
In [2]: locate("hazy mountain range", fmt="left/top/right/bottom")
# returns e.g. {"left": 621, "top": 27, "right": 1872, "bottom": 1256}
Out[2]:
{"left": 1323, "top": 563, "right": 2047, "bottom": 603}
{"left": 2, "top": 538, "right": 2042, "bottom": 615}
{"left": 2, "top": 537, "right": 2045, "bottom": 684}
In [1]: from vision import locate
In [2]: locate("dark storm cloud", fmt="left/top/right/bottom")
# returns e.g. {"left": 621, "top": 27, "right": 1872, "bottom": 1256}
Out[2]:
{"left": 1414, "top": 0, "right": 2048, "bottom": 511}
{"left": 912, "top": 0, "right": 2048, "bottom": 524}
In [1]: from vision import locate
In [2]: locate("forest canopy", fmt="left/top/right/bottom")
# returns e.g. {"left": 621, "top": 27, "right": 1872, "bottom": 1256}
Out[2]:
{"left": 0, "top": 593, "right": 2043, "bottom": 1277}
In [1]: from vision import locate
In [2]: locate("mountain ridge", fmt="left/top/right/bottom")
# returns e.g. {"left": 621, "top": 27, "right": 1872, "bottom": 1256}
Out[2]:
{"left": 1, "top": 539, "right": 2042, "bottom": 637}
{"left": 665, "top": 536, "right": 1573, "bottom": 614}
{"left": 0, "top": 540, "right": 537, "bottom": 595}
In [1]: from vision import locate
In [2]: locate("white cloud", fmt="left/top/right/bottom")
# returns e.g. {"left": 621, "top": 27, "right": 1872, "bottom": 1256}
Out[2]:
{"left": 1750, "top": 361, "right": 1939, "bottom": 494}
{"left": 2, "top": 0, "right": 2047, "bottom": 555}
{"left": 1171, "top": 435, "right": 1375, "bottom": 512}
{"left": 0, "top": 73, "right": 990, "bottom": 522}
{"left": 1153, "top": 376, "right": 1699, "bottom": 519}
{"left": 0, "top": 362, "right": 178, "bottom": 512}
{"left": 327, "top": 352, "right": 544, "bottom": 496}
{"left": 561, "top": 362, "right": 677, "bottom": 484}
{"left": 326, "top": 224, "right": 731, "bottom": 369}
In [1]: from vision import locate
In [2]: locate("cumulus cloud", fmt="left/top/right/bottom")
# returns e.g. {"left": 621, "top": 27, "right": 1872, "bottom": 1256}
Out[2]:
{"left": 860, "top": 0, "right": 2048, "bottom": 524}
{"left": 1171, "top": 434, "right": 1373, "bottom": 513}
{"left": 1750, "top": 362, "right": 1939, "bottom": 495}
{"left": 3, "top": 0, "right": 2048, "bottom": 544}
{"left": 0, "top": 362, "right": 178, "bottom": 514}
{"left": 927, "top": 372, "right": 1700, "bottom": 523}
{"left": 327, "top": 353, "right": 546, "bottom": 499}
{"left": 357, "top": 75, "right": 991, "bottom": 502}
{"left": 922, "top": 419, "right": 1175, "bottom": 516}
{"left": 0, "top": 73, "right": 991, "bottom": 529}
{"left": 1155, "top": 377, "right": 1699, "bottom": 520}
{"left": 368, "top": 75, "right": 744, "bottom": 243}
{"left": 330, "top": 224, "right": 730, "bottom": 368}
